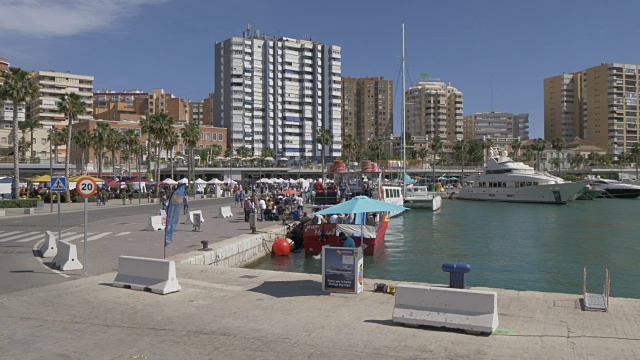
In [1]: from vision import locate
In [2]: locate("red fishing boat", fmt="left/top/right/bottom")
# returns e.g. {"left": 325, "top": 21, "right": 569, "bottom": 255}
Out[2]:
{"left": 303, "top": 216, "right": 390, "bottom": 255}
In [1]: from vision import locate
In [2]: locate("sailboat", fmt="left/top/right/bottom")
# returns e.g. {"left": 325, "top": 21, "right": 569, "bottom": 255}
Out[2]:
{"left": 399, "top": 22, "right": 442, "bottom": 211}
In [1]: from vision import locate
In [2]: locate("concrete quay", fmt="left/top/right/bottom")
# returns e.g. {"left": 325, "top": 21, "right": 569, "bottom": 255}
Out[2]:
{"left": 1, "top": 264, "right": 638, "bottom": 360}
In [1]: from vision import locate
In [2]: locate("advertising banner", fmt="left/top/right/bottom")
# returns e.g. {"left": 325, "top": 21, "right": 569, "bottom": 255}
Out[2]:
{"left": 164, "top": 184, "right": 186, "bottom": 247}
{"left": 322, "top": 246, "right": 363, "bottom": 294}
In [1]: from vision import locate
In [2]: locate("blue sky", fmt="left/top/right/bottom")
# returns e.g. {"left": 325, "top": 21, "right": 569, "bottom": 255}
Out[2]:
{"left": 3, "top": 0, "right": 640, "bottom": 138}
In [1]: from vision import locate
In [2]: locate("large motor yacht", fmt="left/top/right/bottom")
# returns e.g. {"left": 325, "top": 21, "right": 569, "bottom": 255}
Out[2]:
{"left": 458, "top": 149, "right": 587, "bottom": 204}
{"left": 588, "top": 178, "right": 640, "bottom": 198}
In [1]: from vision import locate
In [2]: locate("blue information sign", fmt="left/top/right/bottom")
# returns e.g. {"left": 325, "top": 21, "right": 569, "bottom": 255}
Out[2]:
{"left": 50, "top": 177, "right": 67, "bottom": 192}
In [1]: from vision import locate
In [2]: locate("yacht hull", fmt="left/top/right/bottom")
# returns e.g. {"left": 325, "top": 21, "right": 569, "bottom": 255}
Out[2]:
{"left": 457, "top": 182, "right": 587, "bottom": 204}
{"left": 404, "top": 195, "right": 442, "bottom": 211}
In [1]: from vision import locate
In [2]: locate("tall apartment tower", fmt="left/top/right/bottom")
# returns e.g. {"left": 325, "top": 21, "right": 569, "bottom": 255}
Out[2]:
{"left": 405, "top": 80, "right": 463, "bottom": 142}
{"left": 215, "top": 27, "right": 342, "bottom": 159}
{"left": 29, "top": 70, "right": 94, "bottom": 127}
{"left": 545, "top": 63, "right": 640, "bottom": 154}
{"left": 463, "top": 112, "right": 530, "bottom": 140}
{"left": 341, "top": 76, "right": 393, "bottom": 149}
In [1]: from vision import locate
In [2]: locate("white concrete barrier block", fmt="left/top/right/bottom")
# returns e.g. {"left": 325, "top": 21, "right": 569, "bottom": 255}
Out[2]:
{"left": 52, "top": 240, "right": 83, "bottom": 271}
{"left": 218, "top": 206, "right": 233, "bottom": 218}
{"left": 146, "top": 215, "right": 166, "bottom": 231}
{"left": 392, "top": 284, "right": 499, "bottom": 334}
{"left": 187, "top": 210, "right": 205, "bottom": 224}
{"left": 112, "top": 256, "right": 181, "bottom": 295}
{"left": 24, "top": 208, "right": 35, "bottom": 215}
{"left": 39, "top": 231, "right": 57, "bottom": 258}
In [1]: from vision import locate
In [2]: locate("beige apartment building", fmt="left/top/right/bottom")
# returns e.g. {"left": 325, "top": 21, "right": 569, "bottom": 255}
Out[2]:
{"left": 29, "top": 70, "right": 94, "bottom": 127}
{"left": 463, "top": 112, "right": 530, "bottom": 140}
{"left": 189, "top": 101, "right": 203, "bottom": 124}
{"left": 148, "top": 88, "right": 189, "bottom": 122}
{"left": 93, "top": 90, "right": 149, "bottom": 122}
{"left": 202, "top": 93, "right": 215, "bottom": 126}
{"left": 405, "top": 80, "right": 463, "bottom": 142}
{"left": 341, "top": 77, "right": 393, "bottom": 149}
{"left": 545, "top": 63, "right": 640, "bottom": 155}
{"left": 0, "top": 57, "right": 27, "bottom": 126}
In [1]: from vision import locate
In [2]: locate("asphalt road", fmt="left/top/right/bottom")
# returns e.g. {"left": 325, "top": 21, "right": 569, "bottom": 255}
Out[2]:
{"left": 0, "top": 196, "right": 238, "bottom": 295}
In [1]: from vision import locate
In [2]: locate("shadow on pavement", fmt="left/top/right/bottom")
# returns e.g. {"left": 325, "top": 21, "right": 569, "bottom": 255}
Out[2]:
{"left": 248, "top": 280, "right": 329, "bottom": 298}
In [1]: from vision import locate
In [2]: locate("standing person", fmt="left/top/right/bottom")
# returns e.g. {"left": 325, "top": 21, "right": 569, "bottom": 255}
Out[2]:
{"left": 183, "top": 194, "right": 189, "bottom": 214}
{"left": 102, "top": 189, "right": 108, "bottom": 206}
{"left": 121, "top": 188, "right": 128, "bottom": 205}
{"left": 96, "top": 190, "right": 101, "bottom": 206}
{"left": 128, "top": 190, "right": 134, "bottom": 205}
{"left": 259, "top": 196, "right": 267, "bottom": 222}
{"left": 161, "top": 192, "right": 168, "bottom": 211}
{"left": 297, "top": 195, "right": 304, "bottom": 211}
{"left": 239, "top": 190, "right": 246, "bottom": 208}
{"left": 338, "top": 232, "right": 356, "bottom": 248}
{"left": 234, "top": 191, "right": 240, "bottom": 207}
{"left": 243, "top": 197, "right": 253, "bottom": 222}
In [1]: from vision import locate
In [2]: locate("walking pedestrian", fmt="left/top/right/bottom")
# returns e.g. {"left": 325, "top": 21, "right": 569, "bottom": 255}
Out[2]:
{"left": 161, "top": 193, "right": 167, "bottom": 211}
{"left": 259, "top": 196, "right": 267, "bottom": 222}
{"left": 121, "top": 188, "right": 128, "bottom": 205}
{"left": 183, "top": 194, "right": 189, "bottom": 215}
{"left": 243, "top": 198, "right": 253, "bottom": 222}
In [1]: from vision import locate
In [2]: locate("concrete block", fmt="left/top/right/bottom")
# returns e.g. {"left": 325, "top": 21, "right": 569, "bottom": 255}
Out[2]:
{"left": 146, "top": 215, "right": 165, "bottom": 231}
{"left": 392, "top": 284, "right": 498, "bottom": 334}
{"left": 39, "top": 231, "right": 57, "bottom": 258}
{"left": 218, "top": 206, "right": 233, "bottom": 218}
{"left": 52, "top": 240, "right": 83, "bottom": 271}
{"left": 112, "top": 256, "right": 181, "bottom": 295}
{"left": 24, "top": 208, "right": 35, "bottom": 215}
{"left": 186, "top": 210, "right": 205, "bottom": 224}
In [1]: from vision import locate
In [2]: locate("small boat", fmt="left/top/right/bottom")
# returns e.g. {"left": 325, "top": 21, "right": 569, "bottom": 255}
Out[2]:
{"left": 588, "top": 178, "right": 640, "bottom": 199}
{"left": 303, "top": 215, "right": 390, "bottom": 256}
{"left": 403, "top": 185, "right": 442, "bottom": 211}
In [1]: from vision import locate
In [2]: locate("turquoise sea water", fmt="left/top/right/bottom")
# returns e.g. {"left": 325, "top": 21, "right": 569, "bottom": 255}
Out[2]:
{"left": 250, "top": 199, "right": 640, "bottom": 299}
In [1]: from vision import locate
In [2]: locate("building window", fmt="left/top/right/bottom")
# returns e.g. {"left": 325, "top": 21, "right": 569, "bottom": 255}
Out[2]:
{"left": 0, "top": 137, "right": 6, "bottom": 144}
{"left": 201, "top": 132, "right": 204, "bottom": 140}
{"left": 179, "top": 144, "right": 184, "bottom": 152}
{"left": 206, "top": 133, "right": 210, "bottom": 140}
{"left": 218, "top": 133, "right": 223, "bottom": 141}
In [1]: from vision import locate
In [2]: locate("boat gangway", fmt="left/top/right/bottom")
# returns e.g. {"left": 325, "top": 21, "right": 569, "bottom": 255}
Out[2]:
{"left": 583, "top": 266, "right": 610, "bottom": 311}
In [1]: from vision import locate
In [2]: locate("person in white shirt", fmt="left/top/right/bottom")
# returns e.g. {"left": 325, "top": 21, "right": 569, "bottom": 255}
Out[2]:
{"left": 329, "top": 214, "right": 339, "bottom": 224}
{"left": 259, "top": 197, "right": 267, "bottom": 222}
{"left": 297, "top": 195, "right": 304, "bottom": 211}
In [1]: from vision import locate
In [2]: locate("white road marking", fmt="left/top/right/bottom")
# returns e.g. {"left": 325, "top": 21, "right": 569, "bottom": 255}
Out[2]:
{"left": 115, "top": 232, "right": 131, "bottom": 236}
{"left": 16, "top": 233, "right": 47, "bottom": 243}
{"left": 0, "top": 231, "right": 22, "bottom": 239}
{"left": 0, "top": 232, "right": 39, "bottom": 243}
{"left": 64, "top": 233, "right": 94, "bottom": 242}
{"left": 86, "top": 232, "right": 111, "bottom": 242}
{"left": 33, "top": 240, "right": 70, "bottom": 278}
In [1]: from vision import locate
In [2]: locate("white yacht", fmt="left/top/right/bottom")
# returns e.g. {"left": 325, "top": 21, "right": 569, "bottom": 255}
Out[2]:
{"left": 403, "top": 185, "right": 442, "bottom": 211}
{"left": 588, "top": 178, "right": 640, "bottom": 199}
{"left": 380, "top": 183, "right": 405, "bottom": 217}
{"left": 458, "top": 149, "right": 587, "bottom": 204}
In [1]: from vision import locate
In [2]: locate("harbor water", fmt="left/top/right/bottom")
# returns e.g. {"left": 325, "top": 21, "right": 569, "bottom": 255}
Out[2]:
{"left": 250, "top": 198, "right": 640, "bottom": 299}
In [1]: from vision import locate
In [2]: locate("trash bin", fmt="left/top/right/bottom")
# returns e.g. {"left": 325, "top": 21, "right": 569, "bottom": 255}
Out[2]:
{"left": 442, "top": 262, "right": 471, "bottom": 289}
{"left": 428, "top": 183, "right": 435, "bottom": 192}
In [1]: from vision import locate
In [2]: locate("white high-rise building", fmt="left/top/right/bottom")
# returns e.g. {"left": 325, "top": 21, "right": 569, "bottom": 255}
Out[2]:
{"left": 0, "top": 57, "right": 27, "bottom": 127}
{"left": 29, "top": 70, "right": 93, "bottom": 127}
{"left": 405, "top": 80, "right": 463, "bottom": 142}
{"left": 215, "top": 27, "right": 342, "bottom": 160}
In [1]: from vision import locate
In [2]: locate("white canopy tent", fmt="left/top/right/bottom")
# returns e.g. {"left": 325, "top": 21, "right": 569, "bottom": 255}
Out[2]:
{"left": 163, "top": 178, "right": 178, "bottom": 185}
{"left": 207, "top": 178, "right": 224, "bottom": 185}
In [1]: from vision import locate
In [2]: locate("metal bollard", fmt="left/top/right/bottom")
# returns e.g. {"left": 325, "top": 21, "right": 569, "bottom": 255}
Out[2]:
{"left": 199, "top": 240, "right": 211, "bottom": 251}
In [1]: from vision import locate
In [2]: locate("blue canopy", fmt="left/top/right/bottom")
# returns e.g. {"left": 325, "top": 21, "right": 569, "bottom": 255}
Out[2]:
{"left": 314, "top": 196, "right": 409, "bottom": 215}
{"left": 404, "top": 173, "right": 417, "bottom": 185}
{"left": 449, "top": 177, "right": 459, "bottom": 180}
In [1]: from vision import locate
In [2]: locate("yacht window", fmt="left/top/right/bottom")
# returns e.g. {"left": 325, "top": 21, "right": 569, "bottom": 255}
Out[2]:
{"left": 385, "top": 189, "right": 390, "bottom": 198}
{"left": 526, "top": 182, "right": 532, "bottom": 186}
{"left": 521, "top": 182, "right": 525, "bottom": 187}
{"left": 503, "top": 182, "right": 506, "bottom": 187}
{"left": 396, "top": 189, "right": 399, "bottom": 197}
{"left": 533, "top": 182, "right": 538, "bottom": 186}
{"left": 515, "top": 182, "right": 520, "bottom": 188}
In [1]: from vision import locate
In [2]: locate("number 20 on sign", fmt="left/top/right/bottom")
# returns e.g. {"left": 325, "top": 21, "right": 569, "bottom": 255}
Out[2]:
{"left": 76, "top": 177, "right": 97, "bottom": 197}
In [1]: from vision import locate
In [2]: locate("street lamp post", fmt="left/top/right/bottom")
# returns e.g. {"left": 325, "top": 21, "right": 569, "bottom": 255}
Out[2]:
{"left": 49, "top": 128, "right": 53, "bottom": 213}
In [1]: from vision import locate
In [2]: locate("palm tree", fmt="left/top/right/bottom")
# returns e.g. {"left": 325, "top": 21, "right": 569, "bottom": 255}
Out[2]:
{"left": 224, "top": 147, "right": 234, "bottom": 158}
{"left": 453, "top": 139, "right": 469, "bottom": 184}
{"left": 417, "top": 147, "right": 429, "bottom": 169}
{"left": 164, "top": 130, "right": 179, "bottom": 180}
{"left": 511, "top": 138, "right": 522, "bottom": 160}
{"left": 121, "top": 128, "right": 138, "bottom": 178}
{"left": 147, "top": 113, "right": 176, "bottom": 195}
{"left": 72, "top": 128, "right": 93, "bottom": 173}
{"left": 48, "top": 129, "right": 66, "bottom": 164}
{"left": 316, "top": 128, "right": 334, "bottom": 185}
{"left": 551, "top": 137, "right": 566, "bottom": 170}
{"left": 181, "top": 122, "right": 200, "bottom": 185}
{"left": 105, "top": 128, "right": 122, "bottom": 177}
{"left": 367, "top": 138, "right": 384, "bottom": 163}
{"left": 58, "top": 92, "right": 87, "bottom": 200}
{"left": 430, "top": 136, "right": 443, "bottom": 184}
{"left": 0, "top": 67, "right": 40, "bottom": 199}
{"left": 139, "top": 115, "right": 152, "bottom": 169}
{"left": 342, "top": 134, "right": 359, "bottom": 168}
{"left": 631, "top": 143, "right": 640, "bottom": 180}
{"left": 18, "top": 121, "right": 29, "bottom": 158}
{"left": 92, "top": 122, "right": 110, "bottom": 179}
{"left": 533, "top": 138, "right": 547, "bottom": 171}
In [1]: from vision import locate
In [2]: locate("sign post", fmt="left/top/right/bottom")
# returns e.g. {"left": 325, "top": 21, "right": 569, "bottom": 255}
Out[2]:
{"left": 321, "top": 246, "right": 364, "bottom": 294}
{"left": 76, "top": 176, "right": 97, "bottom": 276}
{"left": 50, "top": 177, "right": 67, "bottom": 241}
{"left": 192, "top": 212, "right": 202, "bottom": 232}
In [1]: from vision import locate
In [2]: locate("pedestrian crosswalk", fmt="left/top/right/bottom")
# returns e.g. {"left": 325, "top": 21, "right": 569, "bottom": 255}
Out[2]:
{"left": 0, "top": 230, "right": 132, "bottom": 244}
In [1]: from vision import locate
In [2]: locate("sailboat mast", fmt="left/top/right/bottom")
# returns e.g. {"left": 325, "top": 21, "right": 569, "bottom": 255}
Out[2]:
{"left": 401, "top": 22, "right": 407, "bottom": 196}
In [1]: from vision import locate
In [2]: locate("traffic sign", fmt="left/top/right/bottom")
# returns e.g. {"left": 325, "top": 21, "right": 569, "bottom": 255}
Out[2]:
{"left": 51, "top": 177, "right": 67, "bottom": 192}
{"left": 76, "top": 177, "right": 97, "bottom": 197}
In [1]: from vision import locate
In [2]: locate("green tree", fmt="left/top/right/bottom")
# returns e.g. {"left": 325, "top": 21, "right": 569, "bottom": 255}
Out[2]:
{"left": 533, "top": 138, "right": 547, "bottom": 171}
{"left": 511, "top": 138, "right": 522, "bottom": 160}
{"left": 235, "top": 145, "right": 252, "bottom": 159}
{"left": 148, "top": 113, "right": 176, "bottom": 195}
{"left": 316, "top": 128, "right": 334, "bottom": 184}
{"left": 164, "top": 130, "right": 179, "bottom": 180}
{"left": 18, "top": 121, "right": 29, "bottom": 158}
{"left": 483, "top": 137, "right": 494, "bottom": 163}
{"left": 224, "top": 147, "right": 234, "bottom": 158}
{"left": 58, "top": 92, "right": 87, "bottom": 197}
{"left": 121, "top": 129, "right": 138, "bottom": 177}
{"left": 180, "top": 121, "right": 200, "bottom": 184}
{"left": 342, "top": 133, "right": 359, "bottom": 167}
{"left": 48, "top": 129, "right": 66, "bottom": 164}
{"left": 551, "top": 137, "right": 566, "bottom": 170}
{"left": 105, "top": 128, "right": 122, "bottom": 175}
{"left": 367, "top": 138, "right": 385, "bottom": 163}
{"left": 19, "top": 117, "right": 42, "bottom": 158}
{"left": 453, "top": 139, "right": 469, "bottom": 183}
{"left": 92, "top": 122, "right": 110, "bottom": 179}
{"left": 72, "top": 128, "right": 93, "bottom": 173}
{"left": 0, "top": 67, "right": 40, "bottom": 199}
{"left": 417, "top": 146, "right": 429, "bottom": 169}
{"left": 430, "top": 136, "right": 443, "bottom": 183}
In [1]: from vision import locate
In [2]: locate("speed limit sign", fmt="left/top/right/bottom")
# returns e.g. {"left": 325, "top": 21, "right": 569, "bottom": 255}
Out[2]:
{"left": 76, "top": 177, "right": 97, "bottom": 197}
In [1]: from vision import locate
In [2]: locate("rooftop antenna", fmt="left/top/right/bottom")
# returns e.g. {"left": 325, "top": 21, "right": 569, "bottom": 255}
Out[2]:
{"left": 490, "top": 74, "right": 494, "bottom": 112}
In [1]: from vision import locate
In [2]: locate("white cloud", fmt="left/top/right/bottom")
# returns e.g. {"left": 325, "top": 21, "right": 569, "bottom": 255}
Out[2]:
{"left": 0, "top": 0, "right": 166, "bottom": 37}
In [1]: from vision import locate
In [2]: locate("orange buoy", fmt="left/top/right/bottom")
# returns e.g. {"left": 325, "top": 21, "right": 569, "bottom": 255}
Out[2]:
{"left": 273, "top": 237, "right": 291, "bottom": 256}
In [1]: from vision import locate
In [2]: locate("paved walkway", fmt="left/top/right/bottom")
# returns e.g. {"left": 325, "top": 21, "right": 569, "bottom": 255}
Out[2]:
{"left": 1, "top": 265, "right": 638, "bottom": 359}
